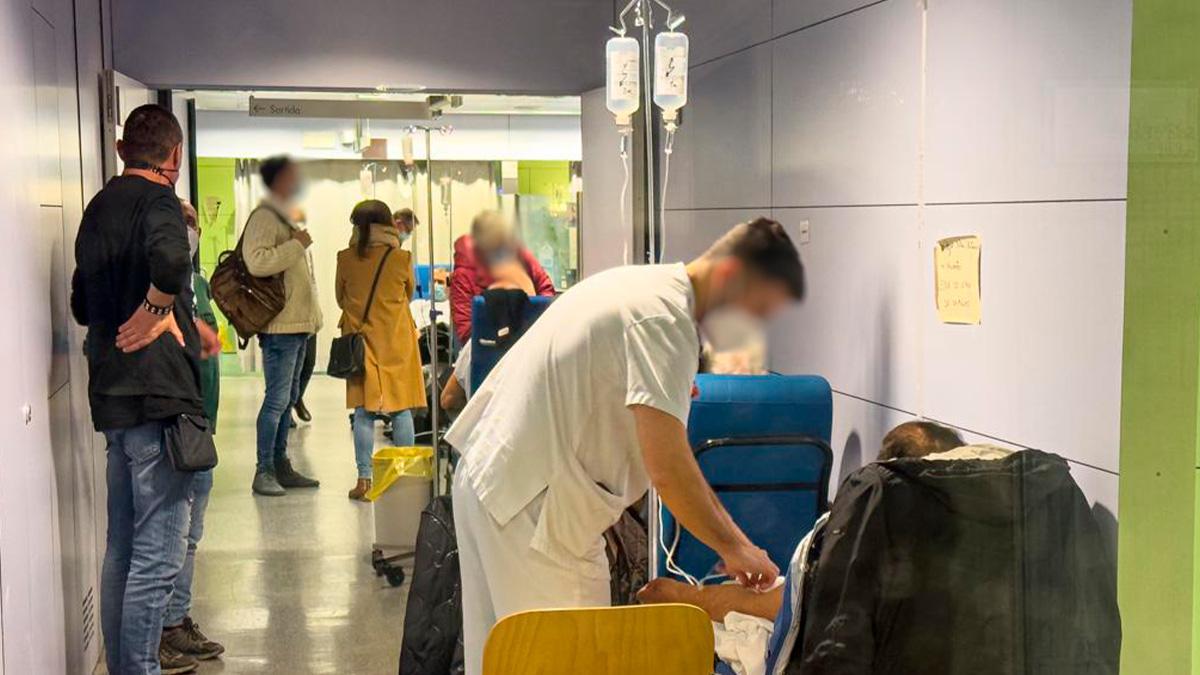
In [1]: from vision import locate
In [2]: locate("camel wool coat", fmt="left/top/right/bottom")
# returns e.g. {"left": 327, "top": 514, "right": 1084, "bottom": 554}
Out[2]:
{"left": 335, "top": 225, "right": 426, "bottom": 413}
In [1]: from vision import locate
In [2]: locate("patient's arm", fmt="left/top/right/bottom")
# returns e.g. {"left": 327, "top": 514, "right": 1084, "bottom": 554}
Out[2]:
{"left": 637, "top": 577, "right": 784, "bottom": 623}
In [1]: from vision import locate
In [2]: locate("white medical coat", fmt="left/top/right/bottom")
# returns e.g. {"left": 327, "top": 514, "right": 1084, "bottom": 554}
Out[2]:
{"left": 446, "top": 263, "right": 700, "bottom": 567}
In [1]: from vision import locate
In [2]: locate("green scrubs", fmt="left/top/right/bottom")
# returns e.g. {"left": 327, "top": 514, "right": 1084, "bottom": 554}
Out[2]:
{"left": 194, "top": 273, "right": 221, "bottom": 430}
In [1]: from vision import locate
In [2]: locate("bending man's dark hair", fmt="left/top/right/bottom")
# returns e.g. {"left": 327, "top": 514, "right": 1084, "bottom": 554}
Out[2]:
{"left": 702, "top": 217, "right": 805, "bottom": 299}
{"left": 351, "top": 199, "right": 395, "bottom": 258}
{"left": 259, "top": 155, "right": 295, "bottom": 190}
{"left": 120, "top": 104, "right": 182, "bottom": 165}
{"left": 878, "top": 421, "right": 965, "bottom": 461}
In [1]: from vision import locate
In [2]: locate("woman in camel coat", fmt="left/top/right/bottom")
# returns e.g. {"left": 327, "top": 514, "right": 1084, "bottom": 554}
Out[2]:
{"left": 335, "top": 199, "right": 426, "bottom": 500}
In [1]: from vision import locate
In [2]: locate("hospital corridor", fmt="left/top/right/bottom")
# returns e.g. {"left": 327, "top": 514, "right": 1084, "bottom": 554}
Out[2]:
{"left": 151, "top": 376, "right": 410, "bottom": 674}
{"left": 1, "top": 0, "right": 1198, "bottom": 674}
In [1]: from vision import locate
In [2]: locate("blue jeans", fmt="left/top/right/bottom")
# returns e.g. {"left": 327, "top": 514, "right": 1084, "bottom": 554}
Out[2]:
{"left": 256, "top": 333, "right": 309, "bottom": 472}
{"left": 352, "top": 407, "right": 415, "bottom": 479}
{"left": 102, "top": 421, "right": 194, "bottom": 675}
{"left": 164, "top": 469, "right": 212, "bottom": 626}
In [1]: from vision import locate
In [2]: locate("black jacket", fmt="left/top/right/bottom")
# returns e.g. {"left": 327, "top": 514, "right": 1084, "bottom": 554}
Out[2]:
{"left": 796, "top": 450, "right": 1120, "bottom": 675}
{"left": 71, "top": 175, "right": 203, "bottom": 430}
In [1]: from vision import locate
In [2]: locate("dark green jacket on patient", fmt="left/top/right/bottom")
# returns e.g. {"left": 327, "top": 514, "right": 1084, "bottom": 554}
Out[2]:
{"left": 796, "top": 450, "right": 1120, "bottom": 675}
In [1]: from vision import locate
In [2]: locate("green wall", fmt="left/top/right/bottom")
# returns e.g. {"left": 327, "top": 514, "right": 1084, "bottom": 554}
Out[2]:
{"left": 518, "top": 160, "right": 571, "bottom": 201}
{"left": 195, "top": 157, "right": 238, "bottom": 273}
{"left": 195, "top": 157, "right": 238, "bottom": 353}
{"left": 1118, "top": 1, "right": 1200, "bottom": 671}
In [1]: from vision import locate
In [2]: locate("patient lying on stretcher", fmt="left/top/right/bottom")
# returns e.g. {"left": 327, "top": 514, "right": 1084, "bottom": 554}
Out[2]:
{"left": 639, "top": 420, "right": 1121, "bottom": 675}
{"left": 636, "top": 420, "right": 964, "bottom": 622}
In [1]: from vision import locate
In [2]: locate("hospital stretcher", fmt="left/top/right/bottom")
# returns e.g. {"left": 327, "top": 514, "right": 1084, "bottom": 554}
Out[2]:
{"left": 655, "top": 373, "right": 834, "bottom": 583}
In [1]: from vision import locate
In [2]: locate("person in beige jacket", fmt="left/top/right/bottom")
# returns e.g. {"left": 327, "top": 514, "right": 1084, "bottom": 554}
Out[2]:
{"left": 242, "top": 155, "right": 322, "bottom": 496}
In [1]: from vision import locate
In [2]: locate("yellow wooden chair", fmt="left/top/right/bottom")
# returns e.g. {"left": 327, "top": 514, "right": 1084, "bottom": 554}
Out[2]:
{"left": 482, "top": 603, "right": 714, "bottom": 675}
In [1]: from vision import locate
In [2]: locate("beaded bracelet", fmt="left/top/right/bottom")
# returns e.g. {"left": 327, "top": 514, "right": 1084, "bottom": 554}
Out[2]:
{"left": 142, "top": 298, "right": 171, "bottom": 316}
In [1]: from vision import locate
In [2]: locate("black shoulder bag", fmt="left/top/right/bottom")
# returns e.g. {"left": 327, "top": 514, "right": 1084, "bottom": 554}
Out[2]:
{"left": 328, "top": 246, "right": 394, "bottom": 380}
{"left": 165, "top": 413, "right": 218, "bottom": 472}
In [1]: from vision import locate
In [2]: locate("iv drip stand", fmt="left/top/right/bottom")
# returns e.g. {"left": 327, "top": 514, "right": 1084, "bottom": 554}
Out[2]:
{"left": 407, "top": 123, "right": 452, "bottom": 497}
{"left": 636, "top": 0, "right": 658, "bottom": 265}
{"left": 614, "top": 0, "right": 685, "bottom": 584}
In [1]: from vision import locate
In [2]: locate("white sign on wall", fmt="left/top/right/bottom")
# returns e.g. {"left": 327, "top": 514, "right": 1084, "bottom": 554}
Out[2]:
{"left": 248, "top": 97, "right": 431, "bottom": 120}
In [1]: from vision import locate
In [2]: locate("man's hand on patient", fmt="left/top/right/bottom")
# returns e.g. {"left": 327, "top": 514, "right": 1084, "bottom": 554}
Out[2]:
{"left": 720, "top": 543, "right": 779, "bottom": 592}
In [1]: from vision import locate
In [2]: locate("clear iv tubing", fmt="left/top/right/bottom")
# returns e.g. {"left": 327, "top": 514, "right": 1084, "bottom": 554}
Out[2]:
{"left": 619, "top": 127, "right": 632, "bottom": 265}
{"left": 657, "top": 122, "right": 677, "bottom": 263}
{"left": 659, "top": 500, "right": 726, "bottom": 586}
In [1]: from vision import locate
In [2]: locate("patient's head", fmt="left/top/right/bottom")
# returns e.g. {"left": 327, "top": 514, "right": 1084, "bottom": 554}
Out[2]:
{"left": 472, "top": 210, "right": 519, "bottom": 265}
{"left": 878, "top": 421, "right": 964, "bottom": 461}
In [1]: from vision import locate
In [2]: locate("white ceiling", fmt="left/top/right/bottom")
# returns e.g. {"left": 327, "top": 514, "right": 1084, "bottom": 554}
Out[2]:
{"left": 189, "top": 90, "right": 581, "bottom": 116}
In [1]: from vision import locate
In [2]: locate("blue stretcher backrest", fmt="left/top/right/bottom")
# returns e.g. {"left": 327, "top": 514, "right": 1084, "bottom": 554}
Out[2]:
{"left": 659, "top": 374, "right": 833, "bottom": 582}
{"left": 469, "top": 295, "right": 554, "bottom": 394}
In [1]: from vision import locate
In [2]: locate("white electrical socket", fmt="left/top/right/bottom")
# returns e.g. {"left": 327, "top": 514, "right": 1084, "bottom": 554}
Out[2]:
{"left": 798, "top": 219, "right": 811, "bottom": 244}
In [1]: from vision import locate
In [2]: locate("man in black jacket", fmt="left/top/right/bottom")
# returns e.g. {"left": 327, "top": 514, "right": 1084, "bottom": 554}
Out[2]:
{"left": 72, "top": 104, "right": 216, "bottom": 675}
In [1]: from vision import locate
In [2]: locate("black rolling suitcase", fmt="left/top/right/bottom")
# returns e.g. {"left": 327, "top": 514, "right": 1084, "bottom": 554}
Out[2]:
{"left": 398, "top": 495, "right": 464, "bottom": 675}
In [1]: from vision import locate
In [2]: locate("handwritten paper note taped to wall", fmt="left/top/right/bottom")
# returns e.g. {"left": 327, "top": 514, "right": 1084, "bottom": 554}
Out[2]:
{"left": 934, "top": 235, "right": 981, "bottom": 325}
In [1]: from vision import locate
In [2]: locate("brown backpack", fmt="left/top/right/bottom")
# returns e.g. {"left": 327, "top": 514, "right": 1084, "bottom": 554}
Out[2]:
{"left": 209, "top": 206, "right": 287, "bottom": 347}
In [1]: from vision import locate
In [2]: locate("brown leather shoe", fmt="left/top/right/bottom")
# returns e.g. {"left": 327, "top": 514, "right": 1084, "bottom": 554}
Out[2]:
{"left": 348, "top": 478, "right": 372, "bottom": 501}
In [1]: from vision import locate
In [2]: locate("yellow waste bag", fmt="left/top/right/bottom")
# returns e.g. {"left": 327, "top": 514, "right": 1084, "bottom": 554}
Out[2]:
{"left": 365, "top": 446, "right": 433, "bottom": 502}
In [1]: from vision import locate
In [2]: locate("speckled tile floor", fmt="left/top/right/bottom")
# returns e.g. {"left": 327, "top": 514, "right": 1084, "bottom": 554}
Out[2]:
{"left": 119, "top": 375, "right": 409, "bottom": 674}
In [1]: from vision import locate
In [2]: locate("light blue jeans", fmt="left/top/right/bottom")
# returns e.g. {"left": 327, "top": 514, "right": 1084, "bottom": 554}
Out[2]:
{"left": 256, "top": 333, "right": 309, "bottom": 472}
{"left": 102, "top": 420, "right": 194, "bottom": 675}
{"left": 352, "top": 408, "right": 415, "bottom": 478}
{"left": 164, "top": 468, "right": 212, "bottom": 626}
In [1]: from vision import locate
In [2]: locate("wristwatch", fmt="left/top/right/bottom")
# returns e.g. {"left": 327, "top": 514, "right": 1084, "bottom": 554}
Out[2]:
{"left": 142, "top": 297, "right": 172, "bottom": 316}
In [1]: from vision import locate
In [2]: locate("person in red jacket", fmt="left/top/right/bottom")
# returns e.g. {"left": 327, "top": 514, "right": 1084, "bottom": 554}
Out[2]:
{"left": 450, "top": 210, "right": 556, "bottom": 343}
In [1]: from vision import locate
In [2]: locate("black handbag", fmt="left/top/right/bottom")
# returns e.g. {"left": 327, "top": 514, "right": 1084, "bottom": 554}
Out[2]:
{"left": 328, "top": 246, "right": 394, "bottom": 379}
{"left": 164, "top": 413, "right": 218, "bottom": 472}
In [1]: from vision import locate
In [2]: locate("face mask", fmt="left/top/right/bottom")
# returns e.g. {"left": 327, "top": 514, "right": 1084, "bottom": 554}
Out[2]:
{"left": 702, "top": 306, "right": 764, "bottom": 353}
{"left": 187, "top": 227, "right": 200, "bottom": 258}
{"left": 433, "top": 284, "right": 448, "bottom": 303}
{"left": 399, "top": 229, "right": 412, "bottom": 243}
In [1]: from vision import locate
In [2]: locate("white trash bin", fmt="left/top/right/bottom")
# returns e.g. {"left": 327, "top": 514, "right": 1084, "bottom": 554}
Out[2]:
{"left": 373, "top": 473, "right": 431, "bottom": 550}
{"left": 368, "top": 446, "right": 434, "bottom": 551}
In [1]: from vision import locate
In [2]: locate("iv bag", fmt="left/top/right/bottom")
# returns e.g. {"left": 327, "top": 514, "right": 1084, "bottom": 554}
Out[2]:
{"left": 654, "top": 31, "right": 689, "bottom": 121}
{"left": 606, "top": 37, "right": 640, "bottom": 124}
{"left": 401, "top": 134, "right": 415, "bottom": 166}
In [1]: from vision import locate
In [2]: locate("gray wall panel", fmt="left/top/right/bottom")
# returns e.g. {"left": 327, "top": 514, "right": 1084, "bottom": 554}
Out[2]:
{"left": 661, "top": 208, "right": 766, "bottom": 264}
{"left": 580, "top": 87, "right": 633, "bottom": 276}
{"left": 827, "top": 392, "right": 913, "bottom": 493}
{"left": 924, "top": 0, "right": 1132, "bottom": 203}
{"left": 667, "top": 44, "right": 772, "bottom": 210}
{"left": 678, "top": 0, "right": 771, "bottom": 65}
{"left": 771, "top": 0, "right": 921, "bottom": 207}
{"left": 919, "top": 201, "right": 1126, "bottom": 473}
{"left": 769, "top": 206, "right": 921, "bottom": 413}
{"left": 772, "top": 0, "right": 885, "bottom": 38}
{"left": 0, "top": 0, "right": 107, "bottom": 671}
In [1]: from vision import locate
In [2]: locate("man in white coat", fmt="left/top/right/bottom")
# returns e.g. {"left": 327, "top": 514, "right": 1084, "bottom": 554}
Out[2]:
{"left": 447, "top": 217, "right": 807, "bottom": 673}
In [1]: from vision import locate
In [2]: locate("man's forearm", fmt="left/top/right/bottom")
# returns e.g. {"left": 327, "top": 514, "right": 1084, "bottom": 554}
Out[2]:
{"left": 655, "top": 458, "right": 748, "bottom": 555}
{"left": 638, "top": 578, "right": 784, "bottom": 622}
{"left": 634, "top": 405, "right": 749, "bottom": 557}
